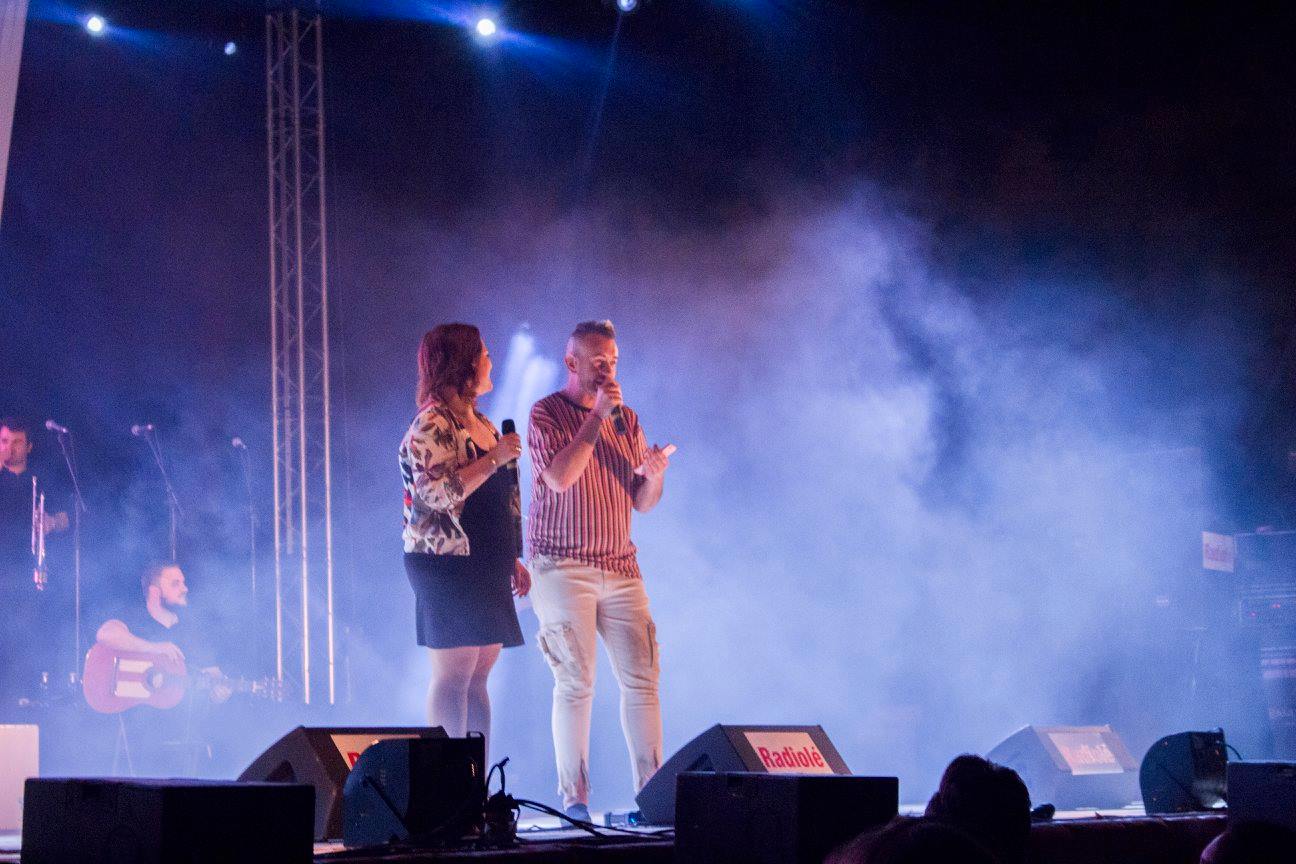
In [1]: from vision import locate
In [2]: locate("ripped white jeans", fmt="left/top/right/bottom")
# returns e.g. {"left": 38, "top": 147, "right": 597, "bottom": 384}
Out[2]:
{"left": 528, "top": 555, "right": 662, "bottom": 808}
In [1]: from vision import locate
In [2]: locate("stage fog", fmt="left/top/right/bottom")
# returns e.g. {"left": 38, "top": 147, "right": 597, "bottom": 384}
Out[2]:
{"left": 318, "top": 184, "right": 1259, "bottom": 805}
{"left": 1, "top": 2, "right": 1282, "bottom": 809}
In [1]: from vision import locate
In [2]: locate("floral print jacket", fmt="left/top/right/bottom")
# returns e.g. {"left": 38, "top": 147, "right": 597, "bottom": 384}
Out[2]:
{"left": 399, "top": 403, "right": 519, "bottom": 555}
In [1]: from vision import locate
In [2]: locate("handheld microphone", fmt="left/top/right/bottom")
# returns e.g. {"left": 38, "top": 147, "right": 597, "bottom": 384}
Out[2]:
{"left": 500, "top": 419, "right": 519, "bottom": 466}
{"left": 45, "top": 419, "right": 69, "bottom": 435}
{"left": 130, "top": 423, "right": 154, "bottom": 437}
{"left": 500, "top": 418, "right": 523, "bottom": 558}
{"left": 231, "top": 437, "right": 247, "bottom": 450}
{"left": 600, "top": 379, "right": 629, "bottom": 435}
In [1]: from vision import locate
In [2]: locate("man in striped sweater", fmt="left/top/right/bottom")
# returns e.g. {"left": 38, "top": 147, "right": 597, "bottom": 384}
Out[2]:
{"left": 526, "top": 320, "right": 673, "bottom": 822}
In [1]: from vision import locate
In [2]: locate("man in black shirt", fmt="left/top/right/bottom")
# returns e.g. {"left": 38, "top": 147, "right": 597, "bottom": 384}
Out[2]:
{"left": 0, "top": 418, "right": 69, "bottom": 570}
{"left": 95, "top": 563, "right": 231, "bottom": 703}
{"left": 95, "top": 563, "right": 230, "bottom": 775}
{"left": 0, "top": 417, "right": 68, "bottom": 708}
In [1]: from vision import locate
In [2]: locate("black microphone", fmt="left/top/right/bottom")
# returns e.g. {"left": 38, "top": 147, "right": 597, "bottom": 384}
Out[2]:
{"left": 501, "top": 418, "right": 523, "bottom": 558}
{"left": 130, "top": 423, "right": 154, "bottom": 437}
{"left": 610, "top": 405, "right": 628, "bottom": 435}
{"left": 500, "top": 419, "right": 519, "bottom": 466}
{"left": 45, "top": 419, "right": 69, "bottom": 435}
{"left": 599, "top": 379, "right": 629, "bottom": 435}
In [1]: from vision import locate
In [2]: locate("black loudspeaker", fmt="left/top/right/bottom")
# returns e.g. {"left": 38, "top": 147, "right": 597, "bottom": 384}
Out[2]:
{"left": 1139, "top": 730, "right": 1228, "bottom": 813}
{"left": 238, "top": 725, "right": 447, "bottom": 839}
{"left": 21, "top": 778, "right": 313, "bottom": 864}
{"left": 342, "top": 736, "right": 486, "bottom": 848}
{"left": 675, "top": 772, "right": 898, "bottom": 864}
{"left": 1228, "top": 761, "right": 1296, "bottom": 831}
{"left": 987, "top": 725, "right": 1139, "bottom": 809}
{"left": 634, "top": 724, "right": 851, "bottom": 825}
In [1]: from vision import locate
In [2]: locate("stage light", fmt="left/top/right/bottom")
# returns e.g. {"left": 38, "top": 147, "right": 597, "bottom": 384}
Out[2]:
{"left": 475, "top": 17, "right": 497, "bottom": 38}
{"left": 617, "top": 0, "right": 638, "bottom": 11}
{"left": 224, "top": 41, "right": 237, "bottom": 56}
{"left": 85, "top": 14, "right": 106, "bottom": 36}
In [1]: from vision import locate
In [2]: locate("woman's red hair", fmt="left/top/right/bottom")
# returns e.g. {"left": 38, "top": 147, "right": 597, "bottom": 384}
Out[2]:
{"left": 416, "top": 323, "right": 482, "bottom": 407}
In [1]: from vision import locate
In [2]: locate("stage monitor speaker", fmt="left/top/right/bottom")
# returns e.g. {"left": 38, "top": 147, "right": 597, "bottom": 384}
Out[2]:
{"left": 675, "top": 772, "right": 898, "bottom": 864}
{"left": 1228, "top": 761, "right": 1296, "bottom": 832}
{"left": 1139, "top": 730, "right": 1228, "bottom": 814}
{"left": 237, "top": 725, "right": 447, "bottom": 840}
{"left": 21, "top": 777, "right": 313, "bottom": 864}
{"left": 342, "top": 736, "right": 485, "bottom": 848}
{"left": 987, "top": 724, "right": 1139, "bottom": 809}
{"left": 634, "top": 723, "right": 851, "bottom": 826}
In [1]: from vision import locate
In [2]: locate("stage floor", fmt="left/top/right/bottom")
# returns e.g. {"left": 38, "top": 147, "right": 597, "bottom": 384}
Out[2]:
{"left": 2, "top": 802, "right": 1225, "bottom": 864}
{"left": 0, "top": 812, "right": 670, "bottom": 863}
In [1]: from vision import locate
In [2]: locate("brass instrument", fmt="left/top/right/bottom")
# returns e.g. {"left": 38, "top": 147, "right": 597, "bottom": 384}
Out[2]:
{"left": 30, "top": 476, "right": 47, "bottom": 590}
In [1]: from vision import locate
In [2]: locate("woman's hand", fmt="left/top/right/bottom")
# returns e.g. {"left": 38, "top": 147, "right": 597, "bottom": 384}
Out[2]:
{"left": 512, "top": 559, "right": 531, "bottom": 598}
{"left": 490, "top": 432, "right": 522, "bottom": 467}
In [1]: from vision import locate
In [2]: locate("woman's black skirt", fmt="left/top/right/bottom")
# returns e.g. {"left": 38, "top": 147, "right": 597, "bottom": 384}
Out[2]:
{"left": 404, "top": 551, "right": 524, "bottom": 649}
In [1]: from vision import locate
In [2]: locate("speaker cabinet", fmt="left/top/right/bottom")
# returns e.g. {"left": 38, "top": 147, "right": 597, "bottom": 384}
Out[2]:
{"left": 988, "top": 725, "right": 1139, "bottom": 809}
{"left": 237, "top": 725, "right": 446, "bottom": 839}
{"left": 343, "top": 736, "right": 485, "bottom": 847}
{"left": 635, "top": 724, "right": 851, "bottom": 825}
{"left": 21, "top": 778, "right": 313, "bottom": 864}
{"left": 1228, "top": 761, "right": 1296, "bottom": 831}
{"left": 675, "top": 772, "right": 897, "bottom": 864}
{"left": 1139, "top": 730, "right": 1228, "bottom": 813}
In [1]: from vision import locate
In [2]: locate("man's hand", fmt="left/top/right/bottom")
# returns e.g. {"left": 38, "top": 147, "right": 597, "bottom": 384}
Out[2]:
{"left": 512, "top": 560, "right": 531, "bottom": 598}
{"left": 203, "top": 667, "right": 232, "bottom": 704}
{"left": 151, "top": 641, "right": 185, "bottom": 664}
{"left": 593, "top": 381, "right": 623, "bottom": 419}
{"left": 635, "top": 444, "right": 675, "bottom": 479}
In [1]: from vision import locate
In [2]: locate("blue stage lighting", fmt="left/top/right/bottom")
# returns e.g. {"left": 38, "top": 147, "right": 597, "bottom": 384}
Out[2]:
{"left": 85, "top": 14, "right": 106, "bottom": 35}
{"left": 475, "top": 17, "right": 497, "bottom": 38}
{"left": 617, "top": 0, "right": 638, "bottom": 11}
{"left": 224, "top": 41, "right": 237, "bottom": 56}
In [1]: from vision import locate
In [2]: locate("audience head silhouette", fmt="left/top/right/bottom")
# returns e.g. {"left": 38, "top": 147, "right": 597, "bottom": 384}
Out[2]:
{"left": 1200, "top": 820, "right": 1296, "bottom": 864}
{"left": 827, "top": 816, "right": 998, "bottom": 864}
{"left": 923, "top": 754, "right": 1031, "bottom": 864}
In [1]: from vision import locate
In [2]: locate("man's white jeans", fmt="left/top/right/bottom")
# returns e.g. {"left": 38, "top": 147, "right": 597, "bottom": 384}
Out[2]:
{"left": 528, "top": 555, "right": 662, "bottom": 808}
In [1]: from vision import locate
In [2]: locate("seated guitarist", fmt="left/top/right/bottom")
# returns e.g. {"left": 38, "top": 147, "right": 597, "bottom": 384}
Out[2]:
{"left": 96, "top": 563, "right": 232, "bottom": 706}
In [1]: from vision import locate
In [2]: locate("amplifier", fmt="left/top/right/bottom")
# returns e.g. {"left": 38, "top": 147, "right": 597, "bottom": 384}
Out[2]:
{"left": 1236, "top": 531, "right": 1296, "bottom": 626}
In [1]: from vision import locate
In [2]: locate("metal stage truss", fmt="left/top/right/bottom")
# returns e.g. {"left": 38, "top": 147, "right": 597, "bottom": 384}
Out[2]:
{"left": 266, "top": 1, "right": 336, "bottom": 705}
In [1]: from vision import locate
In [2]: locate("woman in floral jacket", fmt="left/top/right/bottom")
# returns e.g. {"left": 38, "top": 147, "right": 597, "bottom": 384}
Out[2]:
{"left": 399, "top": 323, "right": 530, "bottom": 751}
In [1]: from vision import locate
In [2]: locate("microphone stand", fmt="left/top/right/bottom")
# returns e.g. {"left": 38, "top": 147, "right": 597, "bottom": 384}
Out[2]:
{"left": 233, "top": 442, "right": 259, "bottom": 671}
{"left": 53, "top": 430, "right": 87, "bottom": 679}
{"left": 235, "top": 445, "right": 257, "bottom": 597}
{"left": 142, "top": 429, "right": 184, "bottom": 561}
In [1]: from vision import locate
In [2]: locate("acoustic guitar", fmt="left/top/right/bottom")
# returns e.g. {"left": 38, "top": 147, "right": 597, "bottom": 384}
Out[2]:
{"left": 81, "top": 641, "right": 281, "bottom": 714}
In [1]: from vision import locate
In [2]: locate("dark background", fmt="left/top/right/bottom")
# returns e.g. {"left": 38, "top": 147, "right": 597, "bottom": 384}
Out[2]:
{"left": 2, "top": 0, "right": 1294, "bottom": 805}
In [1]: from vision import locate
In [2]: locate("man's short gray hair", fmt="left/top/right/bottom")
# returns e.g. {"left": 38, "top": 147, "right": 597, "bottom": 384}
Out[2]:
{"left": 571, "top": 319, "right": 616, "bottom": 341}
